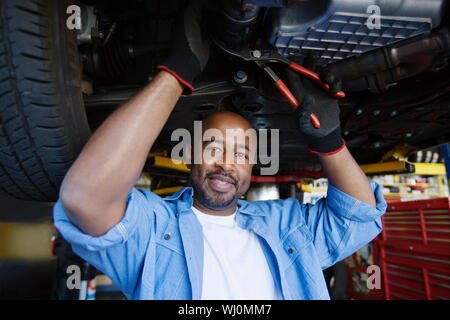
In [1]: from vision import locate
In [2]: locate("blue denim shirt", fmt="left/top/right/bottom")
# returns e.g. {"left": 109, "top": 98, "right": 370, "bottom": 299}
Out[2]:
{"left": 53, "top": 181, "right": 386, "bottom": 300}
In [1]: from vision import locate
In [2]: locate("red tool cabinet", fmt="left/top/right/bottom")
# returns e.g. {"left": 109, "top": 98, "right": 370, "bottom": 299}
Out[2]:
{"left": 346, "top": 197, "right": 450, "bottom": 300}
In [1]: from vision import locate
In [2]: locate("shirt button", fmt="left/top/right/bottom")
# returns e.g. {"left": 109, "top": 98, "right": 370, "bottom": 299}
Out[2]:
{"left": 288, "top": 248, "right": 293, "bottom": 254}
{"left": 175, "top": 213, "right": 179, "bottom": 218}
{"left": 164, "top": 234, "right": 171, "bottom": 240}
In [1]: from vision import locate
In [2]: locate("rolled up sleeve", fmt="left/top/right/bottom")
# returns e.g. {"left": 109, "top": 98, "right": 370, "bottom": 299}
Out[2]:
{"left": 53, "top": 188, "right": 156, "bottom": 296}
{"left": 302, "top": 180, "right": 387, "bottom": 269}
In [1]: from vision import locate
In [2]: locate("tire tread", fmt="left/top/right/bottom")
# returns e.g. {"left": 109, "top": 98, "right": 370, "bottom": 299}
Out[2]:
{"left": 0, "top": 0, "right": 91, "bottom": 201}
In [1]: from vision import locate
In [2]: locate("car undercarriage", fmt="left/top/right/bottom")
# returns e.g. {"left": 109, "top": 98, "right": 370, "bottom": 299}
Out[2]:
{"left": 0, "top": 0, "right": 449, "bottom": 200}
{"left": 80, "top": 0, "right": 450, "bottom": 169}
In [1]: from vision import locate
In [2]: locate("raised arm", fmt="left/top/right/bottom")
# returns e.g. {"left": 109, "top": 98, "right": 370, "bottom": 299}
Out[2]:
{"left": 59, "top": 4, "right": 209, "bottom": 236}
{"left": 59, "top": 72, "right": 182, "bottom": 236}
{"left": 319, "top": 147, "right": 376, "bottom": 206}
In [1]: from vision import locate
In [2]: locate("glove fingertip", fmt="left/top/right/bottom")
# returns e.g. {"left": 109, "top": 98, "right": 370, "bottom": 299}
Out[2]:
{"left": 302, "top": 95, "right": 315, "bottom": 109}
{"left": 330, "top": 79, "right": 342, "bottom": 95}
{"left": 298, "top": 104, "right": 312, "bottom": 125}
{"left": 325, "top": 73, "right": 335, "bottom": 86}
{"left": 316, "top": 69, "right": 331, "bottom": 83}
{"left": 298, "top": 115, "right": 311, "bottom": 130}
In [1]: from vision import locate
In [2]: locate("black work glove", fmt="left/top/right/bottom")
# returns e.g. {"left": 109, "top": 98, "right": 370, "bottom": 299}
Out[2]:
{"left": 285, "top": 68, "right": 345, "bottom": 155}
{"left": 157, "top": 2, "right": 210, "bottom": 95}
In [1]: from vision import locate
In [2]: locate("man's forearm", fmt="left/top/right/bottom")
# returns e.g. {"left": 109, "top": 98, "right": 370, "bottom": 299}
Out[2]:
{"left": 60, "top": 71, "right": 182, "bottom": 233}
{"left": 319, "top": 147, "right": 376, "bottom": 207}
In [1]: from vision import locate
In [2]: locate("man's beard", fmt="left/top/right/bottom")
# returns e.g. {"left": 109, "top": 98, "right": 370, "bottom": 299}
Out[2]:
{"left": 191, "top": 172, "right": 239, "bottom": 210}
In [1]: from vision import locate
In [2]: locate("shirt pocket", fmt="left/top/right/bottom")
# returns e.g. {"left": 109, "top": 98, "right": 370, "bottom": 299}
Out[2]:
{"left": 152, "top": 221, "right": 189, "bottom": 298}
{"left": 282, "top": 224, "right": 313, "bottom": 263}
{"left": 155, "top": 220, "right": 185, "bottom": 256}
{"left": 282, "top": 225, "right": 328, "bottom": 297}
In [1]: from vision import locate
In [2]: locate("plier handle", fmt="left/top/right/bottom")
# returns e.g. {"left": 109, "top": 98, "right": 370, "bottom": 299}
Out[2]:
{"left": 236, "top": 48, "right": 345, "bottom": 99}
{"left": 213, "top": 39, "right": 346, "bottom": 128}
{"left": 256, "top": 61, "right": 321, "bottom": 129}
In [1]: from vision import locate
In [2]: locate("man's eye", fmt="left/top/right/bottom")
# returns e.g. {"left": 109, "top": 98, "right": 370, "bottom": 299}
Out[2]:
{"left": 206, "top": 146, "right": 222, "bottom": 153}
{"left": 235, "top": 152, "right": 246, "bottom": 159}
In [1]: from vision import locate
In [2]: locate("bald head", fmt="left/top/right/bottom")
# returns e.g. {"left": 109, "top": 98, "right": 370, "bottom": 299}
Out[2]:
{"left": 201, "top": 111, "right": 257, "bottom": 157}
{"left": 203, "top": 111, "right": 253, "bottom": 132}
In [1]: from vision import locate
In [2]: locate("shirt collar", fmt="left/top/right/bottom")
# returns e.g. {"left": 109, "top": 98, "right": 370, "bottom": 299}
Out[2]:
{"left": 237, "top": 199, "right": 267, "bottom": 216}
{"left": 162, "top": 187, "right": 267, "bottom": 217}
{"left": 162, "top": 187, "right": 194, "bottom": 214}
{"left": 162, "top": 186, "right": 193, "bottom": 202}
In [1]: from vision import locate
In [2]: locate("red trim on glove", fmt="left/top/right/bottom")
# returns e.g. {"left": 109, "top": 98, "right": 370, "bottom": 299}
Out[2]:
{"left": 308, "top": 138, "right": 346, "bottom": 156}
{"left": 157, "top": 65, "right": 194, "bottom": 95}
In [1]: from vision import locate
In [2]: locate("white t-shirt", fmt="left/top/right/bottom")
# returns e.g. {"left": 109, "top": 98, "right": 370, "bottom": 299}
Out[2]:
{"left": 192, "top": 206, "right": 282, "bottom": 300}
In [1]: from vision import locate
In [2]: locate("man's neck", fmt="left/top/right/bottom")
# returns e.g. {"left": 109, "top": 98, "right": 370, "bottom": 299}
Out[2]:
{"left": 192, "top": 197, "right": 237, "bottom": 216}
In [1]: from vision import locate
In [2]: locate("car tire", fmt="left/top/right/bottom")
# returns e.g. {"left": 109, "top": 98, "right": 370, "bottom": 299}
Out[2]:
{"left": 0, "top": 0, "right": 91, "bottom": 201}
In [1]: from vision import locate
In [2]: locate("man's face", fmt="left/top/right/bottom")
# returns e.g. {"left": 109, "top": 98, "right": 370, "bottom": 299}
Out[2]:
{"left": 189, "top": 112, "right": 255, "bottom": 211}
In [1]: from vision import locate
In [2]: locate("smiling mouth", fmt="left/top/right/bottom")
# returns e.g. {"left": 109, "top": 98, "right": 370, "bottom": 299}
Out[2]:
{"left": 206, "top": 174, "right": 236, "bottom": 192}
{"left": 213, "top": 178, "right": 229, "bottom": 184}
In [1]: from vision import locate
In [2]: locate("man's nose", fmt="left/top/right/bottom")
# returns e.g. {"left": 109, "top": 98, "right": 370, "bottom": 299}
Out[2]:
{"left": 216, "top": 150, "right": 235, "bottom": 170}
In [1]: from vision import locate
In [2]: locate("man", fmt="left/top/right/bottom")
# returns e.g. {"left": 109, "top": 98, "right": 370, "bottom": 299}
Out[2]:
{"left": 53, "top": 6, "right": 386, "bottom": 300}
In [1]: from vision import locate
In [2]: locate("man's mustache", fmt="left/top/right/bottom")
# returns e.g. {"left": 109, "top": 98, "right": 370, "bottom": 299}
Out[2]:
{"left": 205, "top": 171, "right": 238, "bottom": 186}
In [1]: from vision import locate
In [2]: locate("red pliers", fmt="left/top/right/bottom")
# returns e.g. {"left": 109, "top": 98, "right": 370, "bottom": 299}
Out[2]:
{"left": 213, "top": 41, "right": 345, "bottom": 128}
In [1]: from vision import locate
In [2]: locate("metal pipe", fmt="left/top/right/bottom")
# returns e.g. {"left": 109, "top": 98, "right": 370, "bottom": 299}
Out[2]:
{"left": 324, "top": 28, "right": 450, "bottom": 93}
